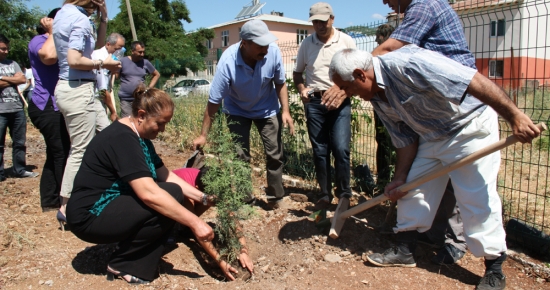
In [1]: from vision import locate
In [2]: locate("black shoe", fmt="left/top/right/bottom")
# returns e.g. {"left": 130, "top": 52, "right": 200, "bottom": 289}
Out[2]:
{"left": 431, "top": 244, "right": 465, "bottom": 265}
{"left": 417, "top": 232, "right": 441, "bottom": 248}
{"left": 314, "top": 195, "right": 331, "bottom": 210}
{"left": 366, "top": 246, "right": 416, "bottom": 267}
{"left": 476, "top": 271, "right": 506, "bottom": 290}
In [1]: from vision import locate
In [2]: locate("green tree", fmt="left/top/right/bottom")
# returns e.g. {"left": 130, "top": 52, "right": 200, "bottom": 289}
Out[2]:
{"left": 0, "top": 0, "right": 44, "bottom": 67}
{"left": 201, "top": 117, "right": 254, "bottom": 265}
{"left": 108, "top": 0, "right": 214, "bottom": 76}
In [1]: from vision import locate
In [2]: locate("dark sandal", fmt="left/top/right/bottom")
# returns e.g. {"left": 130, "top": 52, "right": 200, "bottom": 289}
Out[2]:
{"left": 106, "top": 266, "right": 150, "bottom": 284}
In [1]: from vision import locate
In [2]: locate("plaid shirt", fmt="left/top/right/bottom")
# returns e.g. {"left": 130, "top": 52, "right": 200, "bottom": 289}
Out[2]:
{"left": 391, "top": 0, "right": 476, "bottom": 69}
{"left": 371, "top": 45, "right": 486, "bottom": 148}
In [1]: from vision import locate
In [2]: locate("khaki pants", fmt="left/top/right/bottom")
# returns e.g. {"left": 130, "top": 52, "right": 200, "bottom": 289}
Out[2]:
{"left": 395, "top": 107, "right": 506, "bottom": 259}
{"left": 55, "top": 80, "right": 110, "bottom": 198}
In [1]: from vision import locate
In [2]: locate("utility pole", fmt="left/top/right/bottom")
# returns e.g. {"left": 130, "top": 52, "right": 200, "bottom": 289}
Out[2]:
{"left": 125, "top": 0, "right": 138, "bottom": 41}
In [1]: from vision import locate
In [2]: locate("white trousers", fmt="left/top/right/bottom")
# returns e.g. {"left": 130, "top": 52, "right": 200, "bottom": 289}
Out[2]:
{"left": 55, "top": 80, "right": 110, "bottom": 198}
{"left": 395, "top": 107, "right": 506, "bottom": 259}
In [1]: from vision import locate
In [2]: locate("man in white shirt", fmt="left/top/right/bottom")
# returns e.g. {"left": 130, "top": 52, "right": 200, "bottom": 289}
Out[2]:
{"left": 91, "top": 33, "right": 125, "bottom": 127}
{"left": 293, "top": 2, "right": 357, "bottom": 208}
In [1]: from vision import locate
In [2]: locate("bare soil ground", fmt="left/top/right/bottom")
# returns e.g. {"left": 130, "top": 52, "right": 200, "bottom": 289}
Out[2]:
{"left": 0, "top": 126, "right": 549, "bottom": 289}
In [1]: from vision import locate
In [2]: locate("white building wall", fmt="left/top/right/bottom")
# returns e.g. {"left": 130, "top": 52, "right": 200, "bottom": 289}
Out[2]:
{"left": 458, "top": 0, "right": 549, "bottom": 60}
{"left": 521, "top": 0, "right": 550, "bottom": 59}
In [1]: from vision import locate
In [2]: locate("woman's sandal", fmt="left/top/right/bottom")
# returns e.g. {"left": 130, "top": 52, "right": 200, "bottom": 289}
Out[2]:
{"left": 106, "top": 266, "right": 150, "bottom": 285}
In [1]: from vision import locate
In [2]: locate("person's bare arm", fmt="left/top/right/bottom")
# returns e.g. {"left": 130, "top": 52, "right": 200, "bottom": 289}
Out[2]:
{"left": 102, "top": 90, "right": 118, "bottom": 121}
{"left": 129, "top": 177, "right": 213, "bottom": 240}
{"left": 467, "top": 72, "right": 540, "bottom": 143}
{"left": 93, "top": 0, "right": 108, "bottom": 49}
{"left": 237, "top": 227, "right": 254, "bottom": 274}
{"left": 156, "top": 166, "right": 205, "bottom": 203}
{"left": 67, "top": 49, "right": 120, "bottom": 72}
{"left": 38, "top": 17, "right": 57, "bottom": 65}
{"left": 384, "top": 139, "right": 418, "bottom": 202}
{"left": 192, "top": 102, "right": 221, "bottom": 150}
{"left": 371, "top": 38, "right": 410, "bottom": 57}
{"left": 0, "top": 72, "right": 26, "bottom": 89}
{"left": 275, "top": 82, "right": 295, "bottom": 135}
{"left": 148, "top": 70, "right": 160, "bottom": 89}
{"left": 292, "top": 71, "right": 310, "bottom": 104}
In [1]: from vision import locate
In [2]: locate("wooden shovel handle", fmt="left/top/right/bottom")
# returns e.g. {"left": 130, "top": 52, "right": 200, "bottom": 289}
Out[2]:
{"left": 340, "top": 122, "right": 547, "bottom": 220}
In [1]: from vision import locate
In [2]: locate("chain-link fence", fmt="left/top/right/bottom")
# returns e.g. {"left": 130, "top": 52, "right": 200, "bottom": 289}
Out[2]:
{"left": 164, "top": 0, "right": 550, "bottom": 237}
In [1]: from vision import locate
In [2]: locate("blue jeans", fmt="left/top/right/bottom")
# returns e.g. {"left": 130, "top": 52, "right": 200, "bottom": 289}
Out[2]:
{"left": 0, "top": 110, "right": 28, "bottom": 178}
{"left": 305, "top": 97, "right": 351, "bottom": 199}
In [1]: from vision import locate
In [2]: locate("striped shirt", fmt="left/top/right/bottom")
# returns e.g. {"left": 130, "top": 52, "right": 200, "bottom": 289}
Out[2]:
{"left": 371, "top": 45, "right": 486, "bottom": 148}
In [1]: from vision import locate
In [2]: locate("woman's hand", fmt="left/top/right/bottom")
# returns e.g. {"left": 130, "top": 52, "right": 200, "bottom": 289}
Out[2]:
{"left": 218, "top": 259, "right": 238, "bottom": 281}
{"left": 91, "top": 0, "right": 108, "bottom": 19}
{"left": 40, "top": 17, "right": 53, "bottom": 34}
{"left": 190, "top": 218, "right": 214, "bottom": 243}
{"left": 239, "top": 250, "right": 254, "bottom": 274}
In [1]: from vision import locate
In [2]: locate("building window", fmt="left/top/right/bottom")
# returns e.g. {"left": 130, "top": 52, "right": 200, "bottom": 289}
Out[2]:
{"left": 206, "top": 39, "right": 213, "bottom": 49}
{"left": 207, "top": 60, "right": 214, "bottom": 76}
{"left": 490, "top": 19, "right": 505, "bottom": 37}
{"left": 297, "top": 29, "right": 308, "bottom": 44}
{"left": 222, "top": 30, "right": 229, "bottom": 47}
{"left": 489, "top": 60, "right": 504, "bottom": 78}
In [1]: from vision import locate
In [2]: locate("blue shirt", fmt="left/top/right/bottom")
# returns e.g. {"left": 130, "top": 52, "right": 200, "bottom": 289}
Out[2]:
{"left": 391, "top": 0, "right": 476, "bottom": 70}
{"left": 209, "top": 42, "right": 285, "bottom": 119}
{"left": 53, "top": 4, "right": 96, "bottom": 80}
{"left": 371, "top": 45, "right": 485, "bottom": 148}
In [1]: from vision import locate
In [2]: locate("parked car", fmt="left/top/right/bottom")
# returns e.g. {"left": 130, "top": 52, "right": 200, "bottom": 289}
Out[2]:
{"left": 168, "top": 79, "right": 211, "bottom": 97}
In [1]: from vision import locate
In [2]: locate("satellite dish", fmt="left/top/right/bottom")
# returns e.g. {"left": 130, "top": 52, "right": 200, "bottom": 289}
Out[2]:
{"left": 235, "top": 0, "right": 266, "bottom": 19}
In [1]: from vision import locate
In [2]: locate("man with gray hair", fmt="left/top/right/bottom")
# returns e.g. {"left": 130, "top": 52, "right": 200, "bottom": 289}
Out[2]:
{"left": 329, "top": 46, "right": 540, "bottom": 290}
{"left": 91, "top": 33, "right": 125, "bottom": 126}
{"left": 193, "top": 19, "right": 294, "bottom": 209}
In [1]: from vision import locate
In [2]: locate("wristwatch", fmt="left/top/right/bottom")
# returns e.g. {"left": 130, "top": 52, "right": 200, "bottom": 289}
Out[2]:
{"left": 202, "top": 193, "right": 208, "bottom": 206}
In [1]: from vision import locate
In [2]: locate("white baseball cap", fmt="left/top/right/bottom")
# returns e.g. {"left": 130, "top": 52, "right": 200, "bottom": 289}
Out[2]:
{"left": 309, "top": 2, "right": 333, "bottom": 22}
{"left": 240, "top": 19, "right": 278, "bottom": 46}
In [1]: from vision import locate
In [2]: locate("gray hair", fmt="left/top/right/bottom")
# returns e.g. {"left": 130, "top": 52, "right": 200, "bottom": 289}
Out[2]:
{"left": 329, "top": 48, "right": 373, "bottom": 82}
{"left": 106, "top": 33, "right": 125, "bottom": 45}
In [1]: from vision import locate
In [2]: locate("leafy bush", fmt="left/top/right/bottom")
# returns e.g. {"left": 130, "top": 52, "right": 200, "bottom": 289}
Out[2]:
{"left": 201, "top": 116, "right": 253, "bottom": 263}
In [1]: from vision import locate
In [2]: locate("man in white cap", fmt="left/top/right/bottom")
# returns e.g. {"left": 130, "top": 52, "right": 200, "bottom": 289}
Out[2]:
{"left": 293, "top": 2, "right": 356, "bottom": 208}
{"left": 193, "top": 19, "right": 294, "bottom": 209}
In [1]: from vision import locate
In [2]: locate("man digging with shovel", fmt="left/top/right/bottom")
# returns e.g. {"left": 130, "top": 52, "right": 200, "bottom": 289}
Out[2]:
{"left": 328, "top": 46, "right": 540, "bottom": 290}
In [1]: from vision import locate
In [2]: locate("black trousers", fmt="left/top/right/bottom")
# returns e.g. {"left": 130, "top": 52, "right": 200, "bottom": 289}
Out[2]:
{"left": 28, "top": 98, "right": 70, "bottom": 209}
{"left": 68, "top": 182, "right": 183, "bottom": 281}
{"left": 226, "top": 113, "right": 284, "bottom": 199}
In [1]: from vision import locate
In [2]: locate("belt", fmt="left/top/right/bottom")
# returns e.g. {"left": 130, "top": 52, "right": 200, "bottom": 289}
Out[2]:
{"left": 312, "top": 90, "right": 327, "bottom": 98}
{"left": 62, "top": 79, "right": 96, "bottom": 82}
